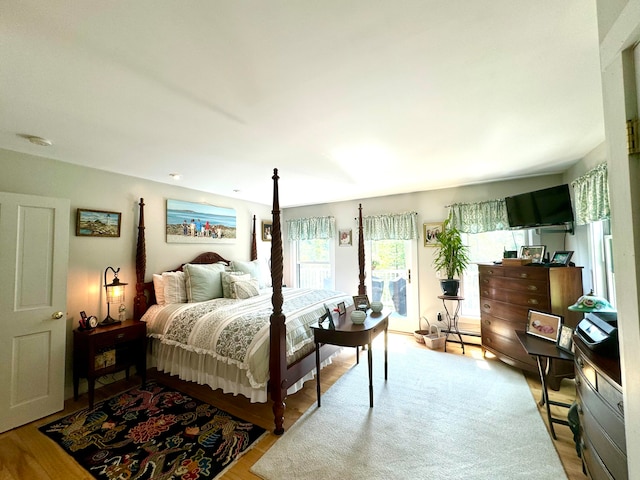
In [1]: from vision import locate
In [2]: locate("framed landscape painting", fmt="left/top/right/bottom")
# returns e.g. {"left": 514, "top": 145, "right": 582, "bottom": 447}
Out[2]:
{"left": 166, "top": 199, "right": 236, "bottom": 244}
{"left": 76, "top": 209, "right": 121, "bottom": 237}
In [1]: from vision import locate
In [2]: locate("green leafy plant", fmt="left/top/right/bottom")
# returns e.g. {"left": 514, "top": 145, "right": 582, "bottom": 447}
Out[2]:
{"left": 432, "top": 218, "right": 470, "bottom": 279}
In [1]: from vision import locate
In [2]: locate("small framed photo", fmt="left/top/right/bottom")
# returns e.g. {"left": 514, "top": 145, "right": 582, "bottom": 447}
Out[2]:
{"left": 550, "top": 250, "right": 574, "bottom": 266}
{"left": 339, "top": 229, "right": 352, "bottom": 246}
{"left": 557, "top": 324, "right": 574, "bottom": 353}
{"left": 352, "top": 294, "right": 370, "bottom": 310}
{"left": 76, "top": 209, "right": 121, "bottom": 237}
{"left": 423, "top": 222, "right": 444, "bottom": 247}
{"left": 337, "top": 301, "right": 346, "bottom": 315}
{"left": 526, "top": 309, "right": 563, "bottom": 343}
{"left": 262, "top": 221, "right": 272, "bottom": 242}
{"left": 519, "top": 245, "right": 546, "bottom": 264}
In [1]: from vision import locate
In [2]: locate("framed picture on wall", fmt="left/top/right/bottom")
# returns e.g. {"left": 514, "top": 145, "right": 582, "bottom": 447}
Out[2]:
{"left": 262, "top": 221, "right": 272, "bottom": 242}
{"left": 423, "top": 222, "right": 443, "bottom": 247}
{"left": 339, "top": 229, "right": 352, "bottom": 246}
{"left": 76, "top": 209, "right": 121, "bottom": 237}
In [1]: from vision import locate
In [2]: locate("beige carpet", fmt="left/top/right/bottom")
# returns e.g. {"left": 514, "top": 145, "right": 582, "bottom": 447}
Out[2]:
{"left": 251, "top": 342, "right": 568, "bottom": 480}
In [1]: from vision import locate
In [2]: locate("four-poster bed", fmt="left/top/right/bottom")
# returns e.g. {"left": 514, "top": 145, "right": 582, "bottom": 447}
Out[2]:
{"left": 133, "top": 168, "right": 367, "bottom": 434}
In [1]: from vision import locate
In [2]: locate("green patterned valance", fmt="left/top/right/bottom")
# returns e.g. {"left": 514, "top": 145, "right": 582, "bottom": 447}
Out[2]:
{"left": 448, "top": 199, "right": 509, "bottom": 233}
{"left": 571, "top": 163, "right": 610, "bottom": 225}
{"left": 286, "top": 216, "right": 335, "bottom": 241}
{"left": 362, "top": 211, "right": 419, "bottom": 240}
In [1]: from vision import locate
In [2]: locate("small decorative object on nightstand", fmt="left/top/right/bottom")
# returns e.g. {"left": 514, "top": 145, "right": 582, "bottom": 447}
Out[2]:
{"left": 73, "top": 319, "right": 146, "bottom": 408}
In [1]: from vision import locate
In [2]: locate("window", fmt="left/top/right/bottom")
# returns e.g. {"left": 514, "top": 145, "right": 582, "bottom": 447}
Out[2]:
{"left": 293, "top": 239, "right": 334, "bottom": 289}
{"left": 590, "top": 219, "right": 616, "bottom": 307}
{"left": 460, "top": 229, "right": 527, "bottom": 317}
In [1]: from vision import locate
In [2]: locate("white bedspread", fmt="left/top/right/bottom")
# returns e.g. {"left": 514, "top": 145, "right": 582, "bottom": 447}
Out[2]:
{"left": 142, "top": 288, "right": 353, "bottom": 402}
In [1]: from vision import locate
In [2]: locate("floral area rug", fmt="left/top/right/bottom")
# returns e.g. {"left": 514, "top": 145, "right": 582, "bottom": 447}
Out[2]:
{"left": 39, "top": 381, "right": 266, "bottom": 479}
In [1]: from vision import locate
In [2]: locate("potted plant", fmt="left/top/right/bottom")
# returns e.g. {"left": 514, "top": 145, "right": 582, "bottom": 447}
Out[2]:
{"left": 432, "top": 218, "right": 470, "bottom": 296}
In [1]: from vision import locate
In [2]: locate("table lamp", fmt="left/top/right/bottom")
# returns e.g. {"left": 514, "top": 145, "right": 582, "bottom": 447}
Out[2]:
{"left": 568, "top": 290, "right": 615, "bottom": 312}
{"left": 102, "top": 266, "right": 127, "bottom": 325}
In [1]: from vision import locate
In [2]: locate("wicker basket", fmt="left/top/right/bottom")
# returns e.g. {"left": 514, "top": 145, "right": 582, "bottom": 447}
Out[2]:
{"left": 423, "top": 325, "right": 446, "bottom": 350}
{"left": 414, "top": 316, "right": 431, "bottom": 344}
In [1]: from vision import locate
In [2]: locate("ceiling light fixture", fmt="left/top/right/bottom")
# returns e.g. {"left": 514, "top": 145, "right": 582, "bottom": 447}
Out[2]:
{"left": 20, "top": 134, "right": 52, "bottom": 147}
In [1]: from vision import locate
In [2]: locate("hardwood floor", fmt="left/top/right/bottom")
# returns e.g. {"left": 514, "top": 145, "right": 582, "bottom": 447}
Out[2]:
{"left": 0, "top": 333, "right": 584, "bottom": 479}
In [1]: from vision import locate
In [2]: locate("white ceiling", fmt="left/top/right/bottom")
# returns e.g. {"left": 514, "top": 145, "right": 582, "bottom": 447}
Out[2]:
{"left": 1, "top": 1, "right": 604, "bottom": 207}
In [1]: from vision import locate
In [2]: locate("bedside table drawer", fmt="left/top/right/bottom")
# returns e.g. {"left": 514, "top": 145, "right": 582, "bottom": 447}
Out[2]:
{"left": 93, "top": 326, "right": 144, "bottom": 349}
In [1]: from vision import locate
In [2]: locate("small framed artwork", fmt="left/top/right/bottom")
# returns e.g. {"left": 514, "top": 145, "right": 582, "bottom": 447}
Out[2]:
{"left": 526, "top": 309, "right": 563, "bottom": 343}
{"left": 352, "top": 294, "right": 370, "bottom": 310}
{"left": 423, "top": 222, "right": 444, "bottom": 247}
{"left": 337, "top": 301, "right": 346, "bottom": 315}
{"left": 339, "top": 229, "right": 352, "bottom": 246}
{"left": 262, "top": 221, "right": 272, "bottom": 242}
{"left": 550, "top": 250, "right": 574, "bottom": 266}
{"left": 76, "top": 209, "right": 121, "bottom": 237}
{"left": 519, "top": 245, "right": 546, "bottom": 264}
{"left": 557, "top": 324, "right": 574, "bottom": 353}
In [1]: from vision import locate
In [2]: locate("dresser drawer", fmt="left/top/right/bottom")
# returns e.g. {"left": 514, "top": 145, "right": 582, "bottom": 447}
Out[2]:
{"left": 576, "top": 369, "right": 625, "bottom": 453}
{"left": 480, "top": 275, "right": 548, "bottom": 295}
{"left": 480, "top": 298, "right": 530, "bottom": 322}
{"left": 579, "top": 398, "right": 627, "bottom": 480}
{"left": 581, "top": 435, "right": 616, "bottom": 480}
{"left": 478, "top": 265, "right": 504, "bottom": 277}
{"left": 504, "top": 266, "right": 550, "bottom": 281}
{"left": 481, "top": 328, "right": 536, "bottom": 370}
{"left": 93, "top": 324, "right": 145, "bottom": 349}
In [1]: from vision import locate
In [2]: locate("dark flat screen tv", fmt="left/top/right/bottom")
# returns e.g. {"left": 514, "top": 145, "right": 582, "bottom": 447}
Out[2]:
{"left": 505, "top": 184, "right": 574, "bottom": 228}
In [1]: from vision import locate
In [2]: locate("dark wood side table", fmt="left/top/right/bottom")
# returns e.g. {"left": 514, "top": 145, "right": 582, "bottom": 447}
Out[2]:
{"left": 438, "top": 295, "right": 465, "bottom": 353}
{"left": 311, "top": 308, "right": 389, "bottom": 408}
{"left": 516, "top": 330, "right": 573, "bottom": 439}
{"left": 73, "top": 319, "right": 147, "bottom": 408}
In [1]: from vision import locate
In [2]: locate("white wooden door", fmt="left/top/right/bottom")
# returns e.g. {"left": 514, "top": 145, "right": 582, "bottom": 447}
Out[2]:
{"left": 0, "top": 192, "right": 69, "bottom": 433}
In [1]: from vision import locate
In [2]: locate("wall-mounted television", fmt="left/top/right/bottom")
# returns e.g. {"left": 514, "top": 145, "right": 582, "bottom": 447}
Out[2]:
{"left": 505, "top": 184, "right": 574, "bottom": 229}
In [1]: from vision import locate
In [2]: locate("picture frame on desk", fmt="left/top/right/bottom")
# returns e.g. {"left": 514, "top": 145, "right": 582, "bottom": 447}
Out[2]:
{"left": 526, "top": 309, "right": 563, "bottom": 343}
{"left": 557, "top": 325, "right": 574, "bottom": 353}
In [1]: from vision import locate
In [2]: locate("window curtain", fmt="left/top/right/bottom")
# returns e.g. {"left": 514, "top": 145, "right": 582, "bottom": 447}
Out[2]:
{"left": 448, "top": 199, "right": 509, "bottom": 233}
{"left": 571, "top": 163, "right": 610, "bottom": 225}
{"left": 286, "top": 216, "right": 335, "bottom": 241}
{"left": 362, "top": 211, "right": 419, "bottom": 240}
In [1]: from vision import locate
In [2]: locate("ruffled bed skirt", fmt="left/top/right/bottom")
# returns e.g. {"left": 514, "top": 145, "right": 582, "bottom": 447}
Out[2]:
{"left": 147, "top": 337, "right": 337, "bottom": 403}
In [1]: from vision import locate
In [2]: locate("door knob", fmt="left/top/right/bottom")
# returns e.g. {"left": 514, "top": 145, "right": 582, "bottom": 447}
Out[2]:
{"left": 51, "top": 311, "right": 64, "bottom": 320}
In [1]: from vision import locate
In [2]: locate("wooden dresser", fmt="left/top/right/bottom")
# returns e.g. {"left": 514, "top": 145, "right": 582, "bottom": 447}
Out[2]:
{"left": 478, "top": 263, "right": 583, "bottom": 389}
{"left": 574, "top": 337, "right": 626, "bottom": 479}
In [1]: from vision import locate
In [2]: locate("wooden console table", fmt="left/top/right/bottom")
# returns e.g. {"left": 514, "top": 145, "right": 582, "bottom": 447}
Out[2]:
{"left": 311, "top": 308, "right": 389, "bottom": 408}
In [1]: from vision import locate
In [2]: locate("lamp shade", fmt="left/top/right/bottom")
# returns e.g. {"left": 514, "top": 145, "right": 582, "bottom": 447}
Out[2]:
{"left": 102, "top": 266, "right": 128, "bottom": 325}
{"left": 568, "top": 294, "right": 615, "bottom": 312}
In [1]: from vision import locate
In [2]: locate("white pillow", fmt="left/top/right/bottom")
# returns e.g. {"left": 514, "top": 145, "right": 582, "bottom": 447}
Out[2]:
{"left": 230, "top": 260, "right": 265, "bottom": 288}
{"left": 221, "top": 271, "right": 250, "bottom": 298}
{"left": 153, "top": 274, "right": 165, "bottom": 305}
{"left": 162, "top": 271, "right": 187, "bottom": 304}
{"left": 231, "top": 278, "right": 260, "bottom": 299}
{"left": 183, "top": 263, "right": 226, "bottom": 302}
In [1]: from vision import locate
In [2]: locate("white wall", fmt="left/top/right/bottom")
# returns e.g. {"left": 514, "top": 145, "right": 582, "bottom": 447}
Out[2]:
{"left": 0, "top": 148, "right": 271, "bottom": 399}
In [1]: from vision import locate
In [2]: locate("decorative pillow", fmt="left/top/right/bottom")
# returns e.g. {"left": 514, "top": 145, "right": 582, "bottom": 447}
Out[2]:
{"left": 162, "top": 271, "right": 187, "bottom": 304}
{"left": 183, "top": 263, "right": 226, "bottom": 302}
{"left": 230, "top": 260, "right": 265, "bottom": 288}
{"left": 152, "top": 274, "right": 166, "bottom": 305}
{"left": 221, "top": 271, "right": 250, "bottom": 298}
{"left": 231, "top": 278, "right": 260, "bottom": 299}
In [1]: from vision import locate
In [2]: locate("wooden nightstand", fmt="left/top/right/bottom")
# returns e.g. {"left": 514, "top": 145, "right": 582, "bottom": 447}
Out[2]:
{"left": 73, "top": 319, "right": 146, "bottom": 408}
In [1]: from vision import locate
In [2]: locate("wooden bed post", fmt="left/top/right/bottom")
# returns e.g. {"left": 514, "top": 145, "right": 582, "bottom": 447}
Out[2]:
{"left": 269, "top": 168, "right": 287, "bottom": 435}
{"left": 357, "top": 203, "right": 367, "bottom": 295}
{"left": 251, "top": 214, "right": 258, "bottom": 261}
{"left": 134, "top": 198, "right": 147, "bottom": 321}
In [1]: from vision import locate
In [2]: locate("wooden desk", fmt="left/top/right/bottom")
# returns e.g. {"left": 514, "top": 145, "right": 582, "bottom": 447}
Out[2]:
{"left": 516, "top": 330, "right": 573, "bottom": 439}
{"left": 311, "top": 308, "right": 389, "bottom": 408}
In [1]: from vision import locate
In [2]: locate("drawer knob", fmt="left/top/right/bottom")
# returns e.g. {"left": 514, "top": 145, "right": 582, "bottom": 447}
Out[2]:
{"left": 577, "top": 357, "right": 584, "bottom": 368}
{"left": 519, "top": 273, "right": 529, "bottom": 278}
{"left": 527, "top": 285, "right": 538, "bottom": 291}
{"left": 618, "top": 401, "right": 624, "bottom": 415}
{"left": 117, "top": 333, "right": 125, "bottom": 339}
{"left": 488, "top": 270, "right": 494, "bottom": 275}
{"left": 575, "top": 378, "right": 580, "bottom": 387}
{"left": 527, "top": 299, "right": 539, "bottom": 305}
{"left": 483, "top": 303, "right": 491, "bottom": 310}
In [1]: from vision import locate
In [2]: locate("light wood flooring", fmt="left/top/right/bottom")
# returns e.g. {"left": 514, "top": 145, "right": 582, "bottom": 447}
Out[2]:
{"left": 0, "top": 333, "right": 584, "bottom": 480}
